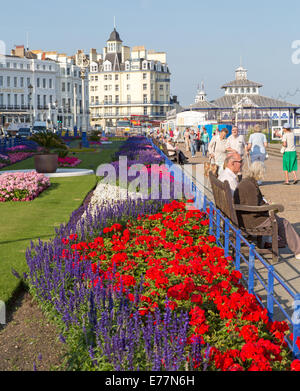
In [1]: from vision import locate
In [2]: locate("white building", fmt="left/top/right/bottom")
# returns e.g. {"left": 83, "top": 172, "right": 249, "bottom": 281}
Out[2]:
{"left": 0, "top": 45, "right": 89, "bottom": 131}
{"left": 87, "top": 28, "right": 172, "bottom": 129}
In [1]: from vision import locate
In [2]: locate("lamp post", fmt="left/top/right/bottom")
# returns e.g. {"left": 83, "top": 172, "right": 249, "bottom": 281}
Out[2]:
{"left": 28, "top": 84, "right": 33, "bottom": 130}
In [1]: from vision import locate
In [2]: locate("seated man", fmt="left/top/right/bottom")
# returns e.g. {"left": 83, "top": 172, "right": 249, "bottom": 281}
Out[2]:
{"left": 234, "top": 161, "right": 300, "bottom": 260}
{"left": 218, "top": 152, "right": 242, "bottom": 195}
{"left": 165, "top": 137, "right": 188, "bottom": 165}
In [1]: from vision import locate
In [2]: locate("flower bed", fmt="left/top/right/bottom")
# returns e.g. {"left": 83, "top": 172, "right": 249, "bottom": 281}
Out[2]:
{"left": 58, "top": 156, "right": 82, "bottom": 167}
{"left": 22, "top": 136, "right": 300, "bottom": 371}
{"left": 0, "top": 171, "right": 50, "bottom": 202}
{"left": 24, "top": 197, "right": 300, "bottom": 371}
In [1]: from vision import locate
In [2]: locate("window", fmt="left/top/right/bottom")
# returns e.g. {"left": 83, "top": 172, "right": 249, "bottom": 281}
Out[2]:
{"left": 143, "top": 84, "right": 147, "bottom": 90}
{"left": 37, "top": 78, "right": 40, "bottom": 88}
{"left": 20, "top": 63, "right": 23, "bottom": 69}
{"left": 115, "top": 74, "right": 119, "bottom": 80}
{"left": 143, "top": 94, "right": 147, "bottom": 103}
{"left": 67, "top": 68, "right": 70, "bottom": 75}
{"left": 43, "top": 79, "right": 46, "bottom": 88}
{"left": 6, "top": 62, "right": 10, "bottom": 68}
{"left": 0, "top": 76, "right": 3, "bottom": 87}
{"left": 104, "top": 85, "right": 108, "bottom": 91}
{"left": 14, "top": 94, "right": 18, "bottom": 106}
{"left": 95, "top": 76, "right": 98, "bottom": 81}
{"left": 62, "top": 82, "right": 65, "bottom": 92}
{"left": 126, "top": 74, "right": 130, "bottom": 80}
{"left": 0, "top": 94, "right": 3, "bottom": 105}
{"left": 109, "top": 74, "right": 112, "bottom": 80}
{"left": 115, "top": 95, "right": 119, "bottom": 104}
{"left": 20, "top": 77, "right": 24, "bottom": 87}
{"left": 127, "top": 95, "right": 131, "bottom": 103}
{"left": 49, "top": 79, "right": 52, "bottom": 89}
{"left": 7, "top": 94, "right": 11, "bottom": 105}
{"left": 159, "top": 84, "right": 163, "bottom": 91}
{"left": 104, "top": 75, "right": 108, "bottom": 80}
{"left": 27, "top": 78, "right": 31, "bottom": 87}
{"left": 127, "top": 84, "right": 130, "bottom": 90}
{"left": 144, "top": 107, "right": 147, "bottom": 115}
{"left": 43, "top": 95, "right": 47, "bottom": 106}
{"left": 21, "top": 94, "right": 24, "bottom": 106}
{"left": 67, "top": 82, "right": 70, "bottom": 92}
{"left": 115, "top": 85, "right": 119, "bottom": 91}
{"left": 143, "top": 73, "right": 147, "bottom": 79}
{"left": 7, "top": 76, "right": 10, "bottom": 87}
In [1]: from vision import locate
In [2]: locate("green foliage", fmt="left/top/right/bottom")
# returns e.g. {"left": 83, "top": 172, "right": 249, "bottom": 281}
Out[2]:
{"left": 30, "top": 132, "right": 68, "bottom": 154}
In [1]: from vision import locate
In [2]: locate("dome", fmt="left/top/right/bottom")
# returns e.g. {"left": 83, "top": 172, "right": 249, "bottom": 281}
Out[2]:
{"left": 107, "top": 28, "right": 122, "bottom": 42}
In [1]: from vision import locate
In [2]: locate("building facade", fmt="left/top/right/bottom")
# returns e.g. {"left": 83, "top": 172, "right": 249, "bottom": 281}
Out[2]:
{"left": 88, "top": 28, "right": 172, "bottom": 129}
{"left": 188, "top": 66, "right": 300, "bottom": 133}
{"left": 0, "top": 45, "right": 89, "bottom": 131}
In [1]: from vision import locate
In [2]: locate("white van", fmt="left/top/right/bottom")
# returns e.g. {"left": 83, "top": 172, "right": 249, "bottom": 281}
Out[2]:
{"left": 32, "top": 121, "right": 48, "bottom": 134}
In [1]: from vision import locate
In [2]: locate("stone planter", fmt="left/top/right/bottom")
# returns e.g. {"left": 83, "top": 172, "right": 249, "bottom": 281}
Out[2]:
{"left": 34, "top": 154, "right": 58, "bottom": 173}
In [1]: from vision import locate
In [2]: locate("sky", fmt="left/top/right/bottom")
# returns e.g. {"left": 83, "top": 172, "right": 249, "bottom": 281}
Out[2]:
{"left": 2, "top": 0, "right": 300, "bottom": 106}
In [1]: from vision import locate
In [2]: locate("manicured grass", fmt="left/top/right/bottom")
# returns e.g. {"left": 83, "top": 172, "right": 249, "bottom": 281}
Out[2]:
{"left": 0, "top": 175, "right": 96, "bottom": 303}
{"left": 0, "top": 140, "right": 124, "bottom": 173}
{"left": 0, "top": 140, "right": 124, "bottom": 303}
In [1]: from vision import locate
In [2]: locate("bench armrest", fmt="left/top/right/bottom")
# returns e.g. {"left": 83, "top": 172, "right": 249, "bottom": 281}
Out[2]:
{"left": 233, "top": 204, "right": 284, "bottom": 213}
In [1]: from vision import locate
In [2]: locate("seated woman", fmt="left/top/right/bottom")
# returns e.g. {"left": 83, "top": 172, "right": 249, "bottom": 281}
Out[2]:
{"left": 165, "top": 137, "right": 188, "bottom": 165}
{"left": 233, "top": 161, "right": 300, "bottom": 260}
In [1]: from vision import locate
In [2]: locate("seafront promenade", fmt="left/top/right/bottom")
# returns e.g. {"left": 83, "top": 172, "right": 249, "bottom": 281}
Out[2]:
{"left": 175, "top": 142, "right": 300, "bottom": 323}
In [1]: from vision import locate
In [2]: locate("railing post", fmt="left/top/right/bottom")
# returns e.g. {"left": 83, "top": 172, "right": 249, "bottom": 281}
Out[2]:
{"left": 267, "top": 265, "right": 274, "bottom": 321}
{"left": 235, "top": 230, "right": 241, "bottom": 271}
{"left": 248, "top": 244, "right": 255, "bottom": 295}
{"left": 203, "top": 195, "right": 207, "bottom": 213}
{"left": 292, "top": 293, "right": 300, "bottom": 359}
{"left": 209, "top": 202, "right": 214, "bottom": 236}
{"left": 224, "top": 218, "right": 230, "bottom": 257}
{"left": 216, "top": 210, "right": 220, "bottom": 245}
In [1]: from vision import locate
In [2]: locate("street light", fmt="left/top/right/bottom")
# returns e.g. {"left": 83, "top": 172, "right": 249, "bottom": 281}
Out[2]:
{"left": 28, "top": 84, "right": 33, "bottom": 130}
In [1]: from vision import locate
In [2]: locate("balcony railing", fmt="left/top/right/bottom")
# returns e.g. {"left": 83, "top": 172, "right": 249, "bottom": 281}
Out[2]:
{"left": 90, "top": 101, "right": 171, "bottom": 107}
{"left": 0, "top": 104, "right": 31, "bottom": 111}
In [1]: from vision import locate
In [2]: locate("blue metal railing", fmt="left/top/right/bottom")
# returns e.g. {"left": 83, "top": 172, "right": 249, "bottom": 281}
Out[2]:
{"left": 149, "top": 137, "right": 300, "bottom": 359}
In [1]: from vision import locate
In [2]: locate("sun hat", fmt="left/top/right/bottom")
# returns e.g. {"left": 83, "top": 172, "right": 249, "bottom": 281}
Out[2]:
{"left": 283, "top": 123, "right": 291, "bottom": 129}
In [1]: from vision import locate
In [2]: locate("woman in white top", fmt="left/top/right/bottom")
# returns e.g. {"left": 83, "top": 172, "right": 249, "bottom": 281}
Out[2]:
{"left": 208, "top": 128, "right": 228, "bottom": 176}
{"left": 282, "top": 123, "right": 298, "bottom": 185}
{"left": 247, "top": 125, "right": 268, "bottom": 164}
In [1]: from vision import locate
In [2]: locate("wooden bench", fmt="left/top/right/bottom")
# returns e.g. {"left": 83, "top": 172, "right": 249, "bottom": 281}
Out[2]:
{"left": 209, "top": 171, "right": 284, "bottom": 263}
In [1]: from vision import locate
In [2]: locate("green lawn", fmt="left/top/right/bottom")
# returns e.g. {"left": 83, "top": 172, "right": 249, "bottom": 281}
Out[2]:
{"left": 0, "top": 141, "right": 123, "bottom": 304}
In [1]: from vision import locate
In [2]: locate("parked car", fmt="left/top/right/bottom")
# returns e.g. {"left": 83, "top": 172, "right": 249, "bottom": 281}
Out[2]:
{"left": 17, "top": 127, "right": 31, "bottom": 139}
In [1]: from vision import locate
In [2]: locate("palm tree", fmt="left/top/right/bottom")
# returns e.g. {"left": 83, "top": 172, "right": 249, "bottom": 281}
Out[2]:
{"left": 30, "top": 132, "right": 68, "bottom": 154}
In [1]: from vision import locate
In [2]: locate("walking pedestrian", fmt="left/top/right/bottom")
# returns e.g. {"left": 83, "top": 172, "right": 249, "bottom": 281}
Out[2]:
{"left": 281, "top": 123, "right": 298, "bottom": 185}
{"left": 189, "top": 129, "right": 197, "bottom": 158}
{"left": 184, "top": 128, "right": 190, "bottom": 152}
{"left": 246, "top": 124, "right": 268, "bottom": 185}
{"left": 201, "top": 127, "right": 210, "bottom": 157}
{"left": 226, "top": 126, "right": 247, "bottom": 181}
{"left": 208, "top": 128, "right": 228, "bottom": 176}
{"left": 247, "top": 124, "right": 268, "bottom": 163}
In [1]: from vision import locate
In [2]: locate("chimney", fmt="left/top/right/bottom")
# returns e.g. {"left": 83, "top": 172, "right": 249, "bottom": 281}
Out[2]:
{"left": 14, "top": 45, "right": 25, "bottom": 58}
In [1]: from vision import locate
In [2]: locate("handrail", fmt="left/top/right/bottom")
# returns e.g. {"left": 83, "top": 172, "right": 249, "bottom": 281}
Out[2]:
{"left": 148, "top": 137, "right": 300, "bottom": 359}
